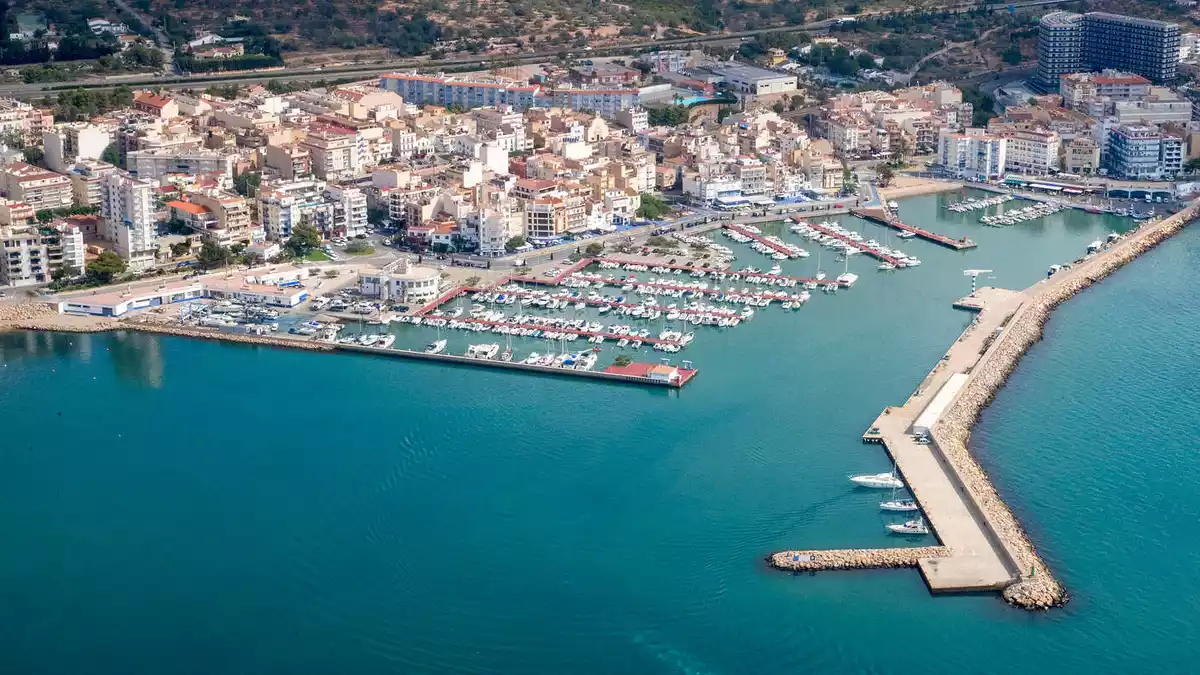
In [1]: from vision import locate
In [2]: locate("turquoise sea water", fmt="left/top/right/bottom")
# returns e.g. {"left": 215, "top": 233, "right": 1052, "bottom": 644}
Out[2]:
{"left": 1, "top": 193, "right": 1197, "bottom": 673}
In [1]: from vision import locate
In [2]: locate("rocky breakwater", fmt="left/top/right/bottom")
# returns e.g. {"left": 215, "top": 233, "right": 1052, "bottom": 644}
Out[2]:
{"left": 0, "top": 301, "right": 60, "bottom": 328}
{"left": 120, "top": 315, "right": 334, "bottom": 352}
{"left": 768, "top": 546, "right": 949, "bottom": 572}
{"left": 935, "top": 204, "right": 1200, "bottom": 610}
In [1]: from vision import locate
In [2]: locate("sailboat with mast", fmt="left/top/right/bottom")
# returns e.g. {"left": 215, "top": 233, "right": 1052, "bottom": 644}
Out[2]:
{"left": 879, "top": 486, "right": 920, "bottom": 512}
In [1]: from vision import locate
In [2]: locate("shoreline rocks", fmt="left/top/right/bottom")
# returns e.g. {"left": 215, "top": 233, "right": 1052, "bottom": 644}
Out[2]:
{"left": 768, "top": 547, "right": 949, "bottom": 572}
{"left": 935, "top": 204, "right": 1199, "bottom": 610}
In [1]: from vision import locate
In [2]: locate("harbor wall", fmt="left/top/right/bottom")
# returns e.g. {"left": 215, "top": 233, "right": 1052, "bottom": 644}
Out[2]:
{"left": 768, "top": 547, "right": 949, "bottom": 572}
{"left": 935, "top": 203, "right": 1200, "bottom": 609}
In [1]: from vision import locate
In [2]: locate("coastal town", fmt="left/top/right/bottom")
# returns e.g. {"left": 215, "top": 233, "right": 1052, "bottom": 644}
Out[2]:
{"left": 2, "top": 5, "right": 1200, "bottom": 613}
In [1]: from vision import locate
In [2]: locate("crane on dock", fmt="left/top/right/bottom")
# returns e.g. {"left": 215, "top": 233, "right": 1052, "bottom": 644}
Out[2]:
{"left": 963, "top": 269, "right": 994, "bottom": 296}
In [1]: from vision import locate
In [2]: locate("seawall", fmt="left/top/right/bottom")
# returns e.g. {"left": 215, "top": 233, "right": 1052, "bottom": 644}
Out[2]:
{"left": 936, "top": 202, "right": 1200, "bottom": 609}
{"left": 768, "top": 547, "right": 949, "bottom": 572}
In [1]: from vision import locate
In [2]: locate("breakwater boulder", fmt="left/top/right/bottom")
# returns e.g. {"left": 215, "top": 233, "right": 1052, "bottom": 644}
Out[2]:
{"left": 934, "top": 204, "right": 1199, "bottom": 610}
{"left": 768, "top": 546, "right": 949, "bottom": 572}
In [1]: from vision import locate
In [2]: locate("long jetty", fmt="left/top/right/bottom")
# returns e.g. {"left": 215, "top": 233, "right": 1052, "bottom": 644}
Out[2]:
{"left": 769, "top": 203, "right": 1200, "bottom": 610}
{"left": 853, "top": 207, "right": 977, "bottom": 250}
{"left": 436, "top": 316, "right": 686, "bottom": 346}
{"left": 800, "top": 219, "right": 904, "bottom": 266}
{"left": 725, "top": 223, "right": 802, "bottom": 257}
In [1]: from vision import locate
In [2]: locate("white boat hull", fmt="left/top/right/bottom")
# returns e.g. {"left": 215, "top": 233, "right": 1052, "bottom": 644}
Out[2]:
{"left": 849, "top": 473, "right": 904, "bottom": 489}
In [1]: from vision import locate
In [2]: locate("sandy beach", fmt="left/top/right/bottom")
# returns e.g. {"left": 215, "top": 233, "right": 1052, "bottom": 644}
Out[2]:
{"left": 879, "top": 175, "right": 963, "bottom": 200}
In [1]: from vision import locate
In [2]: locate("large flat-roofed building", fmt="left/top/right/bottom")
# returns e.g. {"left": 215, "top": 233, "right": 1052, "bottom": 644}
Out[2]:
{"left": 381, "top": 73, "right": 542, "bottom": 111}
{"left": 938, "top": 129, "right": 1007, "bottom": 180}
{"left": 1037, "top": 12, "right": 1180, "bottom": 89}
{"left": 704, "top": 63, "right": 797, "bottom": 97}
{"left": 1106, "top": 124, "right": 1183, "bottom": 180}
{"left": 358, "top": 259, "right": 441, "bottom": 304}
{"left": 128, "top": 148, "right": 236, "bottom": 180}
{"left": 1083, "top": 13, "right": 1180, "bottom": 86}
{"left": 1, "top": 162, "right": 73, "bottom": 212}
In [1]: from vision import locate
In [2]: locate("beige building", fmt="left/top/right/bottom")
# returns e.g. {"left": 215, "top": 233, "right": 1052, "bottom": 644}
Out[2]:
{"left": 1, "top": 162, "right": 73, "bottom": 211}
{"left": 187, "top": 191, "right": 260, "bottom": 246}
{"left": 300, "top": 127, "right": 358, "bottom": 179}
{"left": 67, "top": 160, "right": 117, "bottom": 207}
{"left": 1062, "top": 137, "right": 1101, "bottom": 175}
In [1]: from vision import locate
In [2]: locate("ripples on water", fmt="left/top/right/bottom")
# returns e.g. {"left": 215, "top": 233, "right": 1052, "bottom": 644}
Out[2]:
{"left": 0, "top": 198, "right": 1196, "bottom": 674}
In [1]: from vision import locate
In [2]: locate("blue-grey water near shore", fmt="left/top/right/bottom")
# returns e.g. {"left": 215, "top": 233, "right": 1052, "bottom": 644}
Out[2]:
{"left": 1, "top": 191, "right": 1197, "bottom": 673}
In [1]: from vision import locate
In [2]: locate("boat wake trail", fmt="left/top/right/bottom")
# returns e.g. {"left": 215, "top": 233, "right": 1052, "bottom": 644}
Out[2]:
{"left": 757, "top": 491, "right": 857, "bottom": 542}
{"left": 633, "top": 630, "right": 720, "bottom": 675}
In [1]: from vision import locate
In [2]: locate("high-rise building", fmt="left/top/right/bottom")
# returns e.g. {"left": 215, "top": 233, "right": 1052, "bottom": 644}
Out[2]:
{"left": 1036, "top": 12, "right": 1180, "bottom": 90}
{"left": 1083, "top": 13, "right": 1180, "bottom": 85}
{"left": 1036, "top": 12, "right": 1084, "bottom": 92}
{"left": 937, "top": 129, "right": 1007, "bottom": 180}
{"left": 100, "top": 171, "right": 157, "bottom": 271}
{"left": 1106, "top": 125, "right": 1183, "bottom": 180}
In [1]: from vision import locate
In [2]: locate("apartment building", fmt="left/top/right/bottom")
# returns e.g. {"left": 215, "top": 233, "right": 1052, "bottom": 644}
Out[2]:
{"left": 188, "top": 191, "right": 260, "bottom": 246}
{"left": 524, "top": 198, "right": 569, "bottom": 239}
{"left": 1059, "top": 71, "right": 1152, "bottom": 109}
{"left": 67, "top": 160, "right": 116, "bottom": 207}
{"left": 0, "top": 222, "right": 82, "bottom": 286}
{"left": 43, "top": 122, "right": 112, "bottom": 172}
{"left": 128, "top": 148, "right": 237, "bottom": 180}
{"left": 1037, "top": 12, "right": 1181, "bottom": 89}
{"left": 0, "top": 98, "right": 54, "bottom": 145}
{"left": 938, "top": 129, "right": 1008, "bottom": 180}
{"left": 380, "top": 73, "right": 542, "bottom": 111}
{"left": 1001, "top": 129, "right": 1062, "bottom": 175}
{"left": 1106, "top": 124, "right": 1183, "bottom": 179}
{"left": 1, "top": 162, "right": 73, "bottom": 212}
{"left": 1063, "top": 137, "right": 1102, "bottom": 175}
{"left": 263, "top": 142, "right": 312, "bottom": 180}
{"left": 100, "top": 171, "right": 157, "bottom": 271}
{"left": 323, "top": 184, "right": 368, "bottom": 239}
{"left": 301, "top": 127, "right": 358, "bottom": 179}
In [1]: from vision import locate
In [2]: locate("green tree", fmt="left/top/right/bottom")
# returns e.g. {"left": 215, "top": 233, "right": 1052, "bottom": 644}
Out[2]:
{"left": 169, "top": 241, "right": 191, "bottom": 257}
{"left": 505, "top": 235, "right": 527, "bottom": 252}
{"left": 584, "top": 242, "right": 604, "bottom": 256}
{"left": 87, "top": 251, "right": 127, "bottom": 283}
{"left": 241, "top": 252, "right": 264, "bottom": 268}
{"left": 878, "top": 165, "right": 895, "bottom": 186}
{"left": 232, "top": 171, "right": 261, "bottom": 197}
{"left": 52, "top": 263, "right": 79, "bottom": 282}
{"left": 101, "top": 143, "right": 120, "bottom": 167}
{"left": 22, "top": 146, "right": 44, "bottom": 166}
{"left": 197, "top": 240, "right": 232, "bottom": 269}
{"left": 1001, "top": 46, "right": 1023, "bottom": 66}
{"left": 344, "top": 240, "right": 374, "bottom": 255}
{"left": 636, "top": 193, "right": 670, "bottom": 220}
{"left": 286, "top": 223, "right": 323, "bottom": 256}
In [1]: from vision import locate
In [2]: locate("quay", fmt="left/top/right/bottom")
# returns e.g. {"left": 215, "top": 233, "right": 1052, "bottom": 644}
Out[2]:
{"left": 431, "top": 316, "right": 687, "bottom": 346}
{"left": 593, "top": 257, "right": 845, "bottom": 287}
{"left": 770, "top": 202, "right": 1200, "bottom": 609}
{"left": 852, "top": 208, "right": 977, "bottom": 250}
{"left": 799, "top": 219, "right": 904, "bottom": 267}
{"left": 725, "top": 223, "right": 801, "bottom": 258}
{"left": 333, "top": 343, "right": 699, "bottom": 387}
{"left": 481, "top": 288, "right": 745, "bottom": 318}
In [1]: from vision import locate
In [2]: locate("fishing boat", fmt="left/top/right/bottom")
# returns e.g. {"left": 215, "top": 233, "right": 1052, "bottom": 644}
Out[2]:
{"left": 849, "top": 472, "right": 904, "bottom": 489}
{"left": 886, "top": 518, "right": 930, "bottom": 535}
{"left": 425, "top": 339, "right": 447, "bottom": 354}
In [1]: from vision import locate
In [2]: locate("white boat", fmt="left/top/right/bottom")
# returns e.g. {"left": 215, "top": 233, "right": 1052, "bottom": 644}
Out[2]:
{"left": 836, "top": 272, "right": 858, "bottom": 286}
{"left": 897, "top": 231, "right": 917, "bottom": 239}
{"left": 377, "top": 334, "right": 396, "bottom": 349}
{"left": 849, "top": 472, "right": 904, "bottom": 489}
{"left": 501, "top": 346, "right": 513, "bottom": 362}
{"left": 878, "top": 263, "right": 896, "bottom": 271}
{"left": 886, "top": 518, "right": 930, "bottom": 535}
{"left": 887, "top": 200, "right": 900, "bottom": 209}
{"left": 880, "top": 498, "right": 920, "bottom": 512}
{"left": 425, "top": 339, "right": 447, "bottom": 354}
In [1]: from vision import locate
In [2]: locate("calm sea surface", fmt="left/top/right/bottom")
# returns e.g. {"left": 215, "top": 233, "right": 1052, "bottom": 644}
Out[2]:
{"left": 1, "top": 191, "right": 1196, "bottom": 674}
